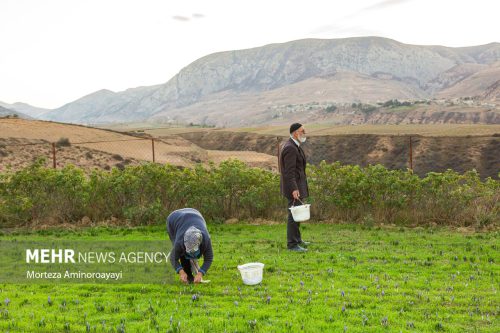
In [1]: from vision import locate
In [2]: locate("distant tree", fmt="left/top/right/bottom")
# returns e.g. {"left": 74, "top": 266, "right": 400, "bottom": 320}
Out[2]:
{"left": 382, "top": 99, "right": 413, "bottom": 108}
{"left": 56, "top": 137, "right": 71, "bottom": 147}
{"left": 325, "top": 105, "right": 337, "bottom": 113}
{"left": 382, "top": 99, "right": 398, "bottom": 107}
{"left": 360, "top": 105, "right": 377, "bottom": 113}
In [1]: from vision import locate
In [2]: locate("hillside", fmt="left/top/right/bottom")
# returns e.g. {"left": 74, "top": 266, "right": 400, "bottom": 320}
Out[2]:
{"left": 148, "top": 96, "right": 499, "bottom": 127}
{"left": 179, "top": 131, "right": 500, "bottom": 179}
{"left": 36, "top": 37, "right": 500, "bottom": 125}
{"left": 436, "top": 62, "right": 500, "bottom": 99}
{"left": 0, "top": 106, "right": 31, "bottom": 119}
{"left": 0, "top": 101, "right": 49, "bottom": 118}
{"left": 1, "top": 119, "right": 498, "bottom": 179}
{"left": 481, "top": 80, "right": 500, "bottom": 102}
{"left": 0, "top": 119, "right": 277, "bottom": 171}
{"left": 425, "top": 63, "right": 488, "bottom": 94}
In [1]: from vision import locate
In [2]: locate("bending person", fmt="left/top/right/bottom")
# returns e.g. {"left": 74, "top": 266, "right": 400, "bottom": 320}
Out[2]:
{"left": 167, "top": 208, "right": 213, "bottom": 284}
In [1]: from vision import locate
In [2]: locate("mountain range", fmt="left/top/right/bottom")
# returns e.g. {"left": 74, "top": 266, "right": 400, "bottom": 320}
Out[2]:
{"left": 0, "top": 105, "right": 32, "bottom": 119}
{"left": 2, "top": 36, "right": 499, "bottom": 126}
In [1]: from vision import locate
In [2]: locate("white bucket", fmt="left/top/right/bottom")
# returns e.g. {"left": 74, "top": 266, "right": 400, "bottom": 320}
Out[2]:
{"left": 289, "top": 203, "right": 311, "bottom": 222}
{"left": 237, "top": 262, "right": 264, "bottom": 285}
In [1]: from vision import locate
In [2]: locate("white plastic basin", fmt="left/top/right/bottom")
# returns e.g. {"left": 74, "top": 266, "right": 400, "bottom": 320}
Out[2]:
{"left": 289, "top": 203, "right": 311, "bottom": 222}
{"left": 237, "top": 262, "right": 264, "bottom": 285}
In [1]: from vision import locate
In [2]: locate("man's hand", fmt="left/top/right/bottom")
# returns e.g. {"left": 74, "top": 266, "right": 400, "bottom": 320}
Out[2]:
{"left": 292, "top": 190, "right": 300, "bottom": 200}
{"left": 193, "top": 272, "right": 203, "bottom": 284}
{"left": 179, "top": 269, "right": 188, "bottom": 284}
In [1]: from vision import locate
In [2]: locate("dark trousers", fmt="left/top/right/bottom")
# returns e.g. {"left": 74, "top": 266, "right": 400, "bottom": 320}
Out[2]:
{"left": 287, "top": 198, "right": 302, "bottom": 248}
{"left": 180, "top": 256, "right": 194, "bottom": 283}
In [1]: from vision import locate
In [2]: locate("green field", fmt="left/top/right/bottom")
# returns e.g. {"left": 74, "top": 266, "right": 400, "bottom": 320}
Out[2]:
{"left": 224, "top": 124, "right": 500, "bottom": 137}
{"left": 98, "top": 123, "right": 500, "bottom": 138}
{"left": 1, "top": 224, "right": 498, "bottom": 332}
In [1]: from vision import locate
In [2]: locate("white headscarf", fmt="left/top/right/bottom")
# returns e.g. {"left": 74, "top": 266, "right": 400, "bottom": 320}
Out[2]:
{"left": 184, "top": 226, "right": 202, "bottom": 254}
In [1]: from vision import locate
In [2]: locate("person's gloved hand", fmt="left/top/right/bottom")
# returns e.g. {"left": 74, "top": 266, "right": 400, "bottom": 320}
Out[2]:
{"left": 194, "top": 272, "right": 203, "bottom": 284}
{"left": 179, "top": 269, "right": 188, "bottom": 284}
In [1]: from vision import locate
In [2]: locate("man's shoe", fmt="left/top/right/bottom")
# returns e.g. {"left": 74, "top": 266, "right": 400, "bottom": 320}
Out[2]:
{"left": 300, "top": 241, "right": 311, "bottom": 247}
{"left": 288, "top": 245, "right": 308, "bottom": 252}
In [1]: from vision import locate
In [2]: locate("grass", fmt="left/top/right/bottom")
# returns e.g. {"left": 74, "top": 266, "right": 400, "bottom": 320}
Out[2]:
{"left": 0, "top": 224, "right": 498, "bottom": 332}
{"left": 228, "top": 124, "right": 500, "bottom": 137}
{"left": 99, "top": 124, "right": 500, "bottom": 138}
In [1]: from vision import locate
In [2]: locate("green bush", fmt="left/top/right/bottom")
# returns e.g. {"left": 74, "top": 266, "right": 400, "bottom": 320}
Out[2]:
{"left": 0, "top": 158, "right": 498, "bottom": 227}
{"left": 308, "top": 162, "right": 498, "bottom": 226}
{"left": 382, "top": 99, "right": 413, "bottom": 108}
{"left": 351, "top": 103, "right": 378, "bottom": 113}
{"left": 0, "top": 159, "right": 88, "bottom": 225}
{"left": 325, "top": 105, "right": 337, "bottom": 113}
{"left": 86, "top": 163, "right": 187, "bottom": 223}
{"left": 56, "top": 137, "right": 71, "bottom": 147}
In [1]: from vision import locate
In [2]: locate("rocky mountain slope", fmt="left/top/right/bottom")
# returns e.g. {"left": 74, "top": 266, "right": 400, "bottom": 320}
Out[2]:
{"left": 481, "top": 80, "right": 500, "bottom": 102}
{"left": 436, "top": 62, "right": 500, "bottom": 98}
{"left": 0, "top": 106, "right": 31, "bottom": 119}
{"left": 0, "top": 102, "right": 49, "bottom": 118}
{"left": 16, "top": 37, "right": 500, "bottom": 125}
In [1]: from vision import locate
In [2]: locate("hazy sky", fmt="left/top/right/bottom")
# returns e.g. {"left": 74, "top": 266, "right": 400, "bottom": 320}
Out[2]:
{"left": 1, "top": 0, "right": 499, "bottom": 109}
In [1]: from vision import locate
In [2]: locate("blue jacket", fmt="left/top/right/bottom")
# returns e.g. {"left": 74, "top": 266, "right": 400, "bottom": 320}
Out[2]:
{"left": 167, "top": 208, "right": 213, "bottom": 275}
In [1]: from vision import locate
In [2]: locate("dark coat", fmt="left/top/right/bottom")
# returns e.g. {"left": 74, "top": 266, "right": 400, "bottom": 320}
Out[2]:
{"left": 280, "top": 138, "right": 309, "bottom": 200}
{"left": 167, "top": 208, "right": 213, "bottom": 275}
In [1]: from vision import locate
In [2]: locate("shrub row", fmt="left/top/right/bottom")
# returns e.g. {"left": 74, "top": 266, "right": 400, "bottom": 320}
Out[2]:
{"left": 0, "top": 159, "right": 498, "bottom": 227}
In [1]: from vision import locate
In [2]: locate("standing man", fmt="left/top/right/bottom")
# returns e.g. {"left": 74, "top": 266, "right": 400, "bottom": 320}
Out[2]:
{"left": 167, "top": 208, "right": 213, "bottom": 284}
{"left": 280, "top": 123, "right": 310, "bottom": 252}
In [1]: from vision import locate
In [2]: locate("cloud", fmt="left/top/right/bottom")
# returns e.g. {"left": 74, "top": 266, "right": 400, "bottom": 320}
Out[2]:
{"left": 172, "top": 15, "right": 190, "bottom": 22}
{"left": 310, "top": 0, "right": 411, "bottom": 35}
{"left": 360, "top": 0, "right": 412, "bottom": 13}
{"left": 310, "top": 23, "right": 383, "bottom": 37}
{"left": 172, "top": 13, "right": 205, "bottom": 22}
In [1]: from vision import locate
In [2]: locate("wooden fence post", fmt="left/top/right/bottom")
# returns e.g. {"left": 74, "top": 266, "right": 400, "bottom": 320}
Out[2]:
{"left": 52, "top": 142, "right": 56, "bottom": 169}
{"left": 151, "top": 138, "right": 156, "bottom": 163}
{"left": 409, "top": 136, "right": 413, "bottom": 171}
{"left": 277, "top": 137, "right": 281, "bottom": 173}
